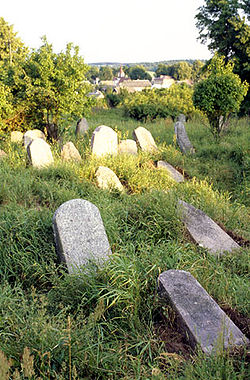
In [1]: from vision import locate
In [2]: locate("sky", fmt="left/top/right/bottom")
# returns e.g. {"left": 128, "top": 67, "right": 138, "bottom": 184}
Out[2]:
{"left": 1, "top": 0, "right": 211, "bottom": 63}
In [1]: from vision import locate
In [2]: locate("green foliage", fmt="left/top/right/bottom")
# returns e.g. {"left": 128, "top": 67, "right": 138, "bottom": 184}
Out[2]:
{"left": 123, "top": 84, "right": 196, "bottom": 121}
{"left": 156, "top": 62, "right": 192, "bottom": 80}
{"left": 99, "top": 65, "right": 114, "bottom": 80}
{"left": 193, "top": 54, "right": 248, "bottom": 137}
{"left": 0, "top": 17, "right": 28, "bottom": 63}
{"left": 128, "top": 65, "right": 152, "bottom": 80}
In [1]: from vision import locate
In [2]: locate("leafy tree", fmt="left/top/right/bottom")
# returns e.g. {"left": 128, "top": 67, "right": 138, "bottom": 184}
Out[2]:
{"left": 128, "top": 65, "right": 152, "bottom": 80}
{"left": 99, "top": 66, "right": 114, "bottom": 80}
{"left": 86, "top": 66, "right": 99, "bottom": 82}
{"left": 193, "top": 54, "right": 248, "bottom": 138}
{"left": 191, "top": 60, "right": 205, "bottom": 83}
{"left": 155, "top": 63, "right": 170, "bottom": 77}
{"left": 0, "top": 17, "right": 28, "bottom": 63}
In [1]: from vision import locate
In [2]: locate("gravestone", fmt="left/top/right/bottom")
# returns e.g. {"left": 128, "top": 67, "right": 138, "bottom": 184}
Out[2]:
{"left": 27, "top": 138, "right": 54, "bottom": 168}
{"left": 91, "top": 125, "right": 118, "bottom": 157}
{"left": 178, "top": 200, "right": 240, "bottom": 255}
{"left": 157, "top": 161, "right": 184, "bottom": 183}
{"left": 158, "top": 270, "right": 249, "bottom": 354}
{"left": 174, "top": 122, "right": 194, "bottom": 154}
{"left": 53, "top": 199, "right": 111, "bottom": 273}
{"left": 177, "top": 114, "right": 186, "bottom": 123}
{"left": 75, "top": 118, "right": 89, "bottom": 136}
{"left": 118, "top": 139, "right": 137, "bottom": 155}
{"left": 133, "top": 126, "right": 157, "bottom": 152}
{"left": 11, "top": 131, "right": 23, "bottom": 143}
{"left": 96, "top": 166, "right": 124, "bottom": 192}
{"left": 61, "top": 142, "right": 81, "bottom": 162}
{"left": 0, "top": 149, "right": 7, "bottom": 159}
{"left": 23, "top": 129, "right": 46, "bottom": 148}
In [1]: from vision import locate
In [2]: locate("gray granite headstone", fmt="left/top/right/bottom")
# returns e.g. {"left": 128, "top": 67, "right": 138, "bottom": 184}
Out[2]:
{"left": 177, "top": 114, "right": 186, "bottom": 123}
{"left": 158, "top": 269, "right": 248, "bottom": 354}
{"left": 133, "top": 127, "right": 157, "bottom": 152}
{"left": 178, "top": 200, "right": 240, "bottom": 255}
{"left": 174, "top": 122, "right": 194, "bottom": 154}
{"left": 157, "top": 161, "right": 184, "bottom": 183}
{"left": 53, "top": 199, "right": 111, "bottom": 273}
{"left": 75, "top": 118, "right": 89, "bottom": 136}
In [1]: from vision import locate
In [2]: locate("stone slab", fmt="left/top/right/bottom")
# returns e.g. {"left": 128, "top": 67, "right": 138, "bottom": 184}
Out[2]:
{"left": 53, "top": 199, "right": 111, "bottom": 273}
{"left": 95, "top": 166, "right": 124, "bottom": 192}
{"left": 75, "top": 118, "right": 89, "bottom": 136}
{"left": 61, "top": 142, "right": 81, "bottom": 162}
{"left": 0, "top": 149, "right": 7, "bottom": 159}
{"left": 118, "top": 139, "right": 137, "bottom": 155}
{"left": 11, "top": 131, "right": 23, "bottom": 143}
{"left": 174, "top": 122, "right": 194, "bottom": 154}
{"left": 91, "top": 125, "right": 118, "bottom": 157}
{"left": 158, "top": 269, "right": 249, "bottom": 354}
{"left": 23, "top": 129, "right": 46, "bottom": 148}
{"left": 27, "top": 138, "right": 54, "bottom": 168}
{"left": 177, "top": 114, "right": 186, "bottom": 123}
{"left": 133, "top": 127, "right": 157, "bottom": 152}
{"left": 157, "top": 161, "right": 184, "bottom": 183}
{"left": 178, "top": 200, "right": 240, "bottom": 255}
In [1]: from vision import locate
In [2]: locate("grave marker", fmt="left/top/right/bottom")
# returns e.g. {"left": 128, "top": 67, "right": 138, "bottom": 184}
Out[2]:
{"left": 133, "top": 127, "right": 157, "bottom": 152}
{"left": 75, "top": 118, "right": 89, "bottom": 136}
{"left": 61, "top": 142, "right": 81, "bottom": 162}
{"left": 27, "top": 138, "right": 54, "bottom": 168}
{"left": 119, "top": 139, "right": 137, "bottom": 155}
{"left": 157, "top": 161, "right": 184, "bottom": 183}
{"left": 96, "top": 166, "right": 124, "bottom": 192}
{"left": 174, "top": 122, "right": 194, "bottom": 154}
{"left": 91, "top": 125, "right": 118, "bottom": 157}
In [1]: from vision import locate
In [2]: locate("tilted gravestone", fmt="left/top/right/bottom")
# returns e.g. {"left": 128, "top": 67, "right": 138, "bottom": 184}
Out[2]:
{"left": 61, "top": 142, "right": 81, "bottom": 162}
{"left": 11, "top": 131, "right": 23, "bottom": 143}
{"left": 23, "top": 129, "right": 46, "bottom": 148}
{"left": 91, "top": 125, "right": 118, "bottom": 157}
{"left": 174, "top": 122, "right": 194, "bottom": 154}
{"left": 177, "top": 114, "right": 186, "bottom": 123}
{"left": 118, "top": 139, "right": 138, "bottom": 155}
{"left": 157, "top": 161, "right": 184, "bottom": 183}
{"left": 53, "top": 199, "right": 111, "bottom": 273}
{"left": 178, "top": 200, "right": 240, "bottom": 255}
{"left": 75, "top": 118, "right": 89, "bottom": 136}
{"left": 158, "top": 269, "right": 249, "bottom": 354}
{"left": 133, "top": 127, "right": 157, "bottom": 152}
{"left": 95, "top": 166, "right": 124, "bottom": 192}
{"left": 27, "top": 138, "right": 54, "bottom": 168}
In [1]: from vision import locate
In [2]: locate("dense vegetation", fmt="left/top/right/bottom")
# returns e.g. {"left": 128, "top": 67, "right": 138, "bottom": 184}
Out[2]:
{"left": 0, "top": 109, "right": 249, "bottom": 379}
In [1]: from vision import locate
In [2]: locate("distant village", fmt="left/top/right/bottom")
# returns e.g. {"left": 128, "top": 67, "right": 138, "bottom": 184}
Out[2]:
{"left": 88, "top": 66, "right": 193, "bottom": 99}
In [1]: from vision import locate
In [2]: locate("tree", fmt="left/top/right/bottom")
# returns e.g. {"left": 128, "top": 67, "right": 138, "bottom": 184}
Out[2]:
{"left": 155, "top": 63, "right": 170, "bottom": 77}
{"left": 191, "top": 60, "right": 205, "bottom": 83}
{"left": 129, "top": 65, "right": 152, "bottom": 80}
{"left": 193, "top": 54, "right": 248, "bottom": 138}
{"left": 99, "top": 66, "right": 113, "bottom": 80}
{"left": 0, "top": 17, "right": 27, "bottom": 64}
{"left": 86, "top": 66, "right": 99, "bottom": 82}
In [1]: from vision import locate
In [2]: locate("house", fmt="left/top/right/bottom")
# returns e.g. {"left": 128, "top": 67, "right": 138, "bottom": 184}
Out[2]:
{"left": 117, "top": 79, "right": 152, "bottom": 93}
{"left": 152, "top": 75, "right": 175, "bottom": 89}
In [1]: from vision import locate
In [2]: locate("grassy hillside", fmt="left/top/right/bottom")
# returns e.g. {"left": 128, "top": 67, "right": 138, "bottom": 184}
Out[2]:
{"left": 0, "top": 109, "right": 249, "bottom": 379}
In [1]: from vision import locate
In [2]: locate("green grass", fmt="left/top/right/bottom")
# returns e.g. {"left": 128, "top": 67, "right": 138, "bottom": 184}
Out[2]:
{"left": 0, "top": 109, "right": 249, "bottom": 379}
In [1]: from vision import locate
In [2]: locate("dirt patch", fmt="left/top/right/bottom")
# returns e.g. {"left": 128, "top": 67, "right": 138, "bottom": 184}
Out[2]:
{"left": 175, "top": 166, "right": 192, "bottom": 180}
{"left": 217, "top": 222, "right": 250, "bottom": 248}
{"left": 221, "top": 305, "right": 250, "bottom": 339}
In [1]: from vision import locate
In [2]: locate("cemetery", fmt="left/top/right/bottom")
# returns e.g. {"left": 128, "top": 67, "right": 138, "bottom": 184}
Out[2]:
{"left": 0, "top": 108, "right": 249, "bottom": 378}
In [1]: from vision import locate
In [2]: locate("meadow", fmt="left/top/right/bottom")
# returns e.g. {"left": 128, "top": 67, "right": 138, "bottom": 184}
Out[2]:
{"left": 0, "top": 109, "right": 249, "bottom": 379}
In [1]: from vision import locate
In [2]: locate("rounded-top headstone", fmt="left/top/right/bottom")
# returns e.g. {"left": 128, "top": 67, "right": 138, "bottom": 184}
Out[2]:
{"left": 52, "top": 199, "right": 111, "bottom": 273}
{"left": 27, "top": 138, "right": 54, "bottom": 168}
{"left": 23, "top": 129, "right": 46, "bottom": 148}
{"left": 118, "top": 139, "right": 137, "bottom": 155}
{"left": 133, "top": 126, "right": 157, "bottom": 152}
{"left": 95, "top": 166, "right": 124, "bottom": 192}
{"left": 61, "top": 142, "right": 82, "bottom": 162}
{"left": 75, "top": 118, "right": 89, "bottom": 136}
{"left": 91, "top": 125, "right": 118, "bottom": 157}
{"left": 11, "top": 131, "right": 23, "bottom": 143}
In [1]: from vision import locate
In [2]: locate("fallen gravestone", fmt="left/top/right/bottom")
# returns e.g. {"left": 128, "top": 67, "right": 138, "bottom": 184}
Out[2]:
{"left": 157, "top": 160, "right": 184, "bottom": 183}
{"left": 133, "top": 126, "right": 157, "bottom": 152}
{"left": 11, "top": 131, "right": 23, "bottom": 143}
{"left": 53, "top": 199, "right": 111, "bottom": 273}
{"left": 95, "top": 166, "right": 124, "bottom": 192}
{"left": 27, "top": 138, "right": 54, "bottom": 168}
{"left": 177, "top": 114, "right": 186, "bottom": 123}
{"left": 61, "top": 142, "right": 81, "bottom": 162}
{"left": 0, "top": 149, "right": 7, "bottom": 159}
{"left": 158, "top": 269, "right": 249, "bottom": 354}
{"left": 178, "top": 200, "right": 240, "bottom": 255}
{"left": 23, "top": 129, "right": 46, "bottom": 148}
{"left": 118, "top": 139, "right": 137, "bottom": 155}
{"left": 75, "top": 117, "right": 89, "bottom": 136}
{"left": 174, "top": 122, "right": 194, "bottom": 154}
{"left": 91, "top": 125, "right": 118, "bottom": 157}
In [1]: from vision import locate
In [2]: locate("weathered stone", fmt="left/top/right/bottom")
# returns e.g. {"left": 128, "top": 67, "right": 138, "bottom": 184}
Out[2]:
{"left": 118, "top": 139, "right": 137, "bottom": 155}
{"left": 23, "top": 129, "right": 46, "bottom": 148}
{"left": 61, "top": 142, "right": 81, "bottom": 162}
{"left": 0, "top": 149, "right": 7, "bottom": 159}
{"left": 53, "top": 199, "right": 111, "bottom": 273}
{"left": 75, "top": 118, "right": 89, "bottom": 136}
{"left": 95, "top": 166, "right": 124, "bottom": 192}
{"left": 178, "top": 200, "right": 240, "bottom": 255}
{"left": 158, "top": 269, "right": 249, "bottom": 354}
{"left": 91, "top": 125, "right": 118, "bottom": 157}
{"left": 133, "top": 126, "right": 157, "bottom": 152}
{"left": 11, "top": 131, "right": 23, "bottom": 143}
{"left": 157, "top": 161, "right": 184, "bottom": 183}
{"left": 27, "top": 138, "right": 54, "bottom": 168}
{"left": 177, "top": 114, "right": 186, "bottom": 123}
{"left": 174, "top": 122, "right": 195, "bottom": 154}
